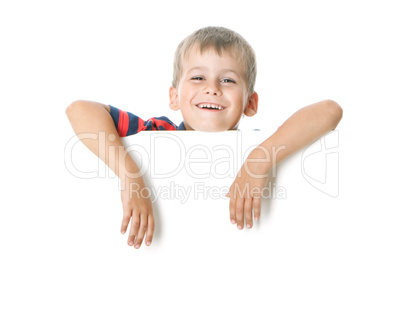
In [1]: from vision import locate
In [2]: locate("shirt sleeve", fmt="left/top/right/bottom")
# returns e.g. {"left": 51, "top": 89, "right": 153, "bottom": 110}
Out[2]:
{"left": 108, "top": 105, "right": 179, "bottom": 137}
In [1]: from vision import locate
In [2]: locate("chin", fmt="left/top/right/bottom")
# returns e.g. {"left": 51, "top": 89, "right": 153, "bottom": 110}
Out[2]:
{"left": 197, "top": 125, "right": 227, "bottom": 132}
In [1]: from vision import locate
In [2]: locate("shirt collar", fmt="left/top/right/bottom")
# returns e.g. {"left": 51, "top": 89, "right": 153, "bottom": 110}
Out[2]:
{"left": 177, "top": 121, "right": 186, "bottom": 130}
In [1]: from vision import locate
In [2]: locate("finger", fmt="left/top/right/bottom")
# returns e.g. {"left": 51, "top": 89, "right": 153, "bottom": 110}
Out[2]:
{"left": 121, "top": 210, "right": 131, "bottom": 234}
{"left": 229, "top": 193, "right": 236, "bottom": 225}
{"left": 225, "top": 184, "right": 232, "bottom": 198}
{"left": 133, "top": 213, "right": 148, "bottom": 249}
{"left": 235, "top": 197, "right": 245, "bottom": 230}
{"left": 253, "top": 196, "right": 261, "bottom": 221}
{"left": 145, "top": 213, "right": 155, "bottom": 246}
{"left": 128, "top": 212, "right": 140, "bottom": 247}
{"left": 244, "top": 197, "right": 253, "bottom": 229}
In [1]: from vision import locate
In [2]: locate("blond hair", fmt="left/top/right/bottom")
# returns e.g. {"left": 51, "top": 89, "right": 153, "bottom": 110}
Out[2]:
{"left": 172, "top": 26, "right": 257, "bottom": 93}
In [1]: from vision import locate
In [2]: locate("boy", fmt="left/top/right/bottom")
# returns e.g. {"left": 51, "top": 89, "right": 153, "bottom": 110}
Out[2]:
{"left": 66, "top": 26, "right": 343, "bottom": 250}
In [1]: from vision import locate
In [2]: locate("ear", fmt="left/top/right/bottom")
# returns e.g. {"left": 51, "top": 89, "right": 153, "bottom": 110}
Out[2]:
{"left": 244, "top": 92, "right": 259, "bottom": 117}
{"left": 169, "top": 86, "right": 180, "bottom": 111}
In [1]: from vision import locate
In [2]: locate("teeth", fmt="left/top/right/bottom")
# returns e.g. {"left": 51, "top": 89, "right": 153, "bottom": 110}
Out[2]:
{"left": 199, "top": 103, "right": 223, "bottom": 110}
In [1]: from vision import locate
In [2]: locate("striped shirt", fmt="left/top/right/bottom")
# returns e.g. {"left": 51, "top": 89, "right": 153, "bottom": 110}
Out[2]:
{"left": 109, "top": 105, "right": 186, "bottom": 137}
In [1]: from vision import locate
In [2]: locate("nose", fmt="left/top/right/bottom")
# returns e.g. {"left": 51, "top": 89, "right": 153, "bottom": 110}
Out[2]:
{"left": 203, "top": 81, "right": 222, "bottom": 96}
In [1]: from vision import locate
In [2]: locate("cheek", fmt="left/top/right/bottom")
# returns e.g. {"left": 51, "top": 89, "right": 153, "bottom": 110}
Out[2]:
{"left": 179, "top": 85, "right": 193, "bottom": 100}
{"left": 230, "top": 87, "right": 246, "bottom": 102}
{"left": 233, "top": 94, "right": 246, "bottom": 108}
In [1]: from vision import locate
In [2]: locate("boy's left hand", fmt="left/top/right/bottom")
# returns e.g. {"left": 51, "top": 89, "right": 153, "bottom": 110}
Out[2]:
{"left": 225, "top": 150, "right": 271, "bottom": 229}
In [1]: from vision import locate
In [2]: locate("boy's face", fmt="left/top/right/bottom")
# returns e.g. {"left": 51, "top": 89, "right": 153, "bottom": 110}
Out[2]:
{"left": 169, "top": 46, "right": 258, "bottom": 131}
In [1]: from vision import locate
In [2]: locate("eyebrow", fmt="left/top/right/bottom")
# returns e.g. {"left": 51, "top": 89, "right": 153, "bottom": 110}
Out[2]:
{"left": 187, "top": 66, "right": 241, "bottom": 78}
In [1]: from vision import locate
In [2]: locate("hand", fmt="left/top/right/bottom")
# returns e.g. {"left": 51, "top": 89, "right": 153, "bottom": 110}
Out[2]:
{"left": 120, "top": 177, "right": 155, "bottom": 249}
{"left": 225, "top": 150, "right": 271, "bottom": 230}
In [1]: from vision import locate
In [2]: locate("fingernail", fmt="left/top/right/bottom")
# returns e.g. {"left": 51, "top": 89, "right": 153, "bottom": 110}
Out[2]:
{"left": 255, "top": 217, "right": 259, "bottom": 221}
{"left": 121, "top": 230, "right": 126, "bottom": 234}
{"left": 247, "top": 224, "right": 251, "bottom": 229}
{"left": 237, "top": 225, "right": 242, "bottom": 230}
{"left": 128, "top": 241, "right": 133, "bottom": 246}
{"left": 146, "top": 241, "right": 150, "bottom": 246}
{"left": 231, "top": 219, "right": 236, "bottom": 224}
{"left": 135, "top": 245, "right": 140, "bottom": 249}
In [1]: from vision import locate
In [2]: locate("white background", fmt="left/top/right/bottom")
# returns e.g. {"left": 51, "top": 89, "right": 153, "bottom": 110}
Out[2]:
{"left": 1, "top": 0, "right": 401, "bottom": 328}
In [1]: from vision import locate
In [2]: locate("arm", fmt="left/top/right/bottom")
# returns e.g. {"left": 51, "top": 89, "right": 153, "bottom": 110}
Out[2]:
{"left": 226, "top": 99, "right": 343, "bottom": 229}
{"left": 254, "top": 99, "right": 342, "bottom": 164}
{"left": 66, "top": 100, "right": 154, "bottom": 248}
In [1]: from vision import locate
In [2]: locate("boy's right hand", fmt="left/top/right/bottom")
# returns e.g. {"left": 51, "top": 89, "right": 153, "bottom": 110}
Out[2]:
{"left": 120, "top": 178, "right": 155, "bottom": 249}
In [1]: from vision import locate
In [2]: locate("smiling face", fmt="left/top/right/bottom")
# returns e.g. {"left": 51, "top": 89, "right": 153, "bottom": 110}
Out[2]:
{"left": 169, "top": 46, "right": 258, "bottom": 131}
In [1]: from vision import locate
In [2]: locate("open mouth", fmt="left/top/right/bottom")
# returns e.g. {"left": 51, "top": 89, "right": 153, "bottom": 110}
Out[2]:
{"left": 196, "top": 103, "right": 226, "bottom": 111}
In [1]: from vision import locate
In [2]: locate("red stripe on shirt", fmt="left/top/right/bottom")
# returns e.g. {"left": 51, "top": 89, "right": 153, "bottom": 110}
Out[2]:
{"left": 118, "top": 109, "right": 129, "bottom": 137}
{"left": 153, "top": 119, "right": 176, "bottom": 130}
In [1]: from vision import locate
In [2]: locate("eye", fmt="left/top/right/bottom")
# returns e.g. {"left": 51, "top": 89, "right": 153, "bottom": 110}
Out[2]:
{"left": 221, "top": 78, "right": 236, "bottom": 83}
{"left": 191, "top": 76, "right": 204, "bottom": 81}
